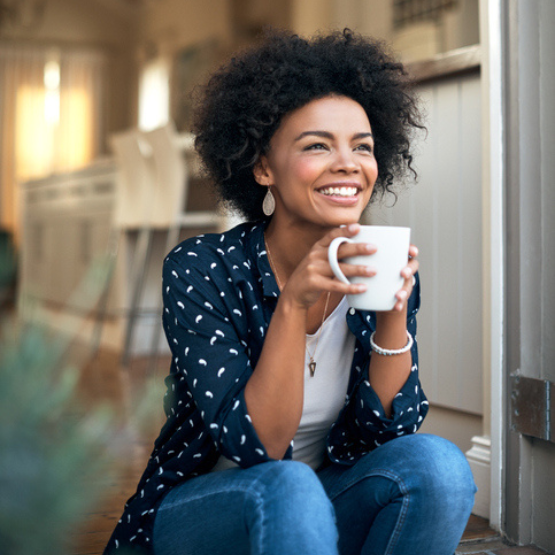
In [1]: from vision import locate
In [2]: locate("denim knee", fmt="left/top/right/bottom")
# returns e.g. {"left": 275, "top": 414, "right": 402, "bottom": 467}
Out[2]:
{"left": 400, "top": 434, "right": 477, "bottom": 505}
{"left": 153, "top": 461, "right": 339, "bottom": 555}
{"left": 247, "top": 461, "right": 338, "bottom": 552}
{"left": 255, "top": 460, "right": 335, "bottom": 513}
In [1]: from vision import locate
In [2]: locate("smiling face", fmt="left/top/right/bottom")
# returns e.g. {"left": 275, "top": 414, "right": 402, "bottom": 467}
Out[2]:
{"left": 255, "top": 95, "right": 378, "bottom": 230}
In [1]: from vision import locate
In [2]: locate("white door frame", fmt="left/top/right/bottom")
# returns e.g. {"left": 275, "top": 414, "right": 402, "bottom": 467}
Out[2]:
{"left": 479, "top": 0, "right": 505, "bottom": 532}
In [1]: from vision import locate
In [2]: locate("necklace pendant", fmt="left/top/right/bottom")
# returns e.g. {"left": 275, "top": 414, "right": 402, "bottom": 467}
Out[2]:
{"left": 309, "top": 360, "right": 316, "bottom": 377}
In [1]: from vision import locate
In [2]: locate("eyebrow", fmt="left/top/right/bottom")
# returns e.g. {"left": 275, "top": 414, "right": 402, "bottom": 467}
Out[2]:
{"left": 294, "top": 131, "right": 373, "bottom": 141}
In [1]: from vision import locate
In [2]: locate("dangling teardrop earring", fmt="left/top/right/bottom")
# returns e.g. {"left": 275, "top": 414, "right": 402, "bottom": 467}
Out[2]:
{"left": 262, "top": 186, "right": 275, "bottom": 216}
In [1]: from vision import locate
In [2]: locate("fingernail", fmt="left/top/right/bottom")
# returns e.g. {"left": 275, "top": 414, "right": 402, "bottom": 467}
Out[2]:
{"left": 403, "top": 268, "right": 412, "bottom": 278}
{"left": 398, "top": 290, "right": 408, "bottom": 300}
{"left": 348, "top": 223, "right": 359, "bottom": 233}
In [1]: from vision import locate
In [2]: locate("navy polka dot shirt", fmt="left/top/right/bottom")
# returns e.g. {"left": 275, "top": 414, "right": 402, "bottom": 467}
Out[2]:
{"left": 104, "top": 221, "right": 428, "bottom": 554}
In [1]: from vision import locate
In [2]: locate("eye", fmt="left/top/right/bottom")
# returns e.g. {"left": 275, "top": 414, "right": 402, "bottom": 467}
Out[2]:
{"left": 304, "top": 143, "right": 328, "bottom": 151}
{"left": 354, "top": 143, "right": 373, "bottom": 153}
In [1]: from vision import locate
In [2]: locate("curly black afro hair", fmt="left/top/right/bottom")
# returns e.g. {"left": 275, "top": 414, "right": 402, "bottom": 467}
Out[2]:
{"left": 193, "top": 28, "right": 423, "bottom": 222}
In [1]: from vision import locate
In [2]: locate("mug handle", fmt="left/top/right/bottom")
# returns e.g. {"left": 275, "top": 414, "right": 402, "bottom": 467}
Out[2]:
{"left": 328, "top": 236, "right": 353, "bottom": 285}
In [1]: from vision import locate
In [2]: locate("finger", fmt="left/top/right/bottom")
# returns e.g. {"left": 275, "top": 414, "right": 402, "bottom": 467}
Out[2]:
{"left": 336, "top": 240, "right": 377, "bottom": 260}
{"left": 401, "top": 258, "right": 419, "bottom": 280}
{"left": 319, "top": 223, "right": 362, "bottom": 247}
{"left": 311, "top": 274, "right": 367, "bottom": 296}
{"left": 305, "top": 256, "right": 376, "bottom": 281}
{"left": 393, "top": 289, "right": 409, "bottom": 312}
{"left": 333, "top": 281, "right": 368, "bottom": 295}
{"left": 394, "top": 264, "right": 419, "bottom": 312}
{"left": 330, "top": 262, "right": 376, "bottom": 279}
{"left": 408, "top": 244, "right": 419, "bottom": 259}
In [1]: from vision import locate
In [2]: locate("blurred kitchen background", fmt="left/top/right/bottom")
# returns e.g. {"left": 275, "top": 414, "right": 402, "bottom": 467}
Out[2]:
{"left": 1, "top": 1, "right": 553, "bottom": 553}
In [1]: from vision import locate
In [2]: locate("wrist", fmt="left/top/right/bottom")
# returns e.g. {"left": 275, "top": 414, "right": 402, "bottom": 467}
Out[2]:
{"left": 373, "top": 309, "right": 408, "bottom": 349}
{"left": 370, "top": 330, "right": 413, "bottom": 356}
{"left": 277, "top": 290, "right": 309, "bottom": 318}
{"left": 375, "top": 307, "right": 407, "bottom": 329}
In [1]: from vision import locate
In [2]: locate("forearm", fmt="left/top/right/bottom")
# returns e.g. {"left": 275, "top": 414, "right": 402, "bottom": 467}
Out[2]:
{"left": 368, "top": 309, "right": 412, "bottom": 418}
{"left": 244, "top": 295, "right": 308, "bottom": 459}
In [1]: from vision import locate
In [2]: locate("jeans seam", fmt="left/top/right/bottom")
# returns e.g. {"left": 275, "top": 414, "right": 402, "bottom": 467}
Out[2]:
{"left": 326, "top": 468, "right": 400, "bottom": 502}
{"left": 256, "top": 492, "right": 266, "bottom": 555}
{"left": 160, "top": 463, "right": 291, "bottom": 554}
{"left": 327, "top": 467, "right": 410, "bottom": 555}
{"left": 247, "top": 463, "right": 293, "bottom": 555}
{"left": 381, "top": 472, "right": 409, "bottom": 555}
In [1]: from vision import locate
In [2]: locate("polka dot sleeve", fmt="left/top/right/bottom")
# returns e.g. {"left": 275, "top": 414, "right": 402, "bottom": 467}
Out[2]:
{"left": 327, "top": 274, "right": 428, "bottom": 462}
{"left": 162, "top": 253, "right": 273, "bottom": 468}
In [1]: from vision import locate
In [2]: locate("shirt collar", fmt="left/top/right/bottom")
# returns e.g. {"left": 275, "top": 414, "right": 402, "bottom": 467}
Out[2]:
{"left": 245, "top": 220, "right": 281, "bottom": 299}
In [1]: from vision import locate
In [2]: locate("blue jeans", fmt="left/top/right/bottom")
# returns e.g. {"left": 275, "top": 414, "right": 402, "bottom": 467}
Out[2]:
{"left": 153, "top": 434, "right": 476, "bottom": 555}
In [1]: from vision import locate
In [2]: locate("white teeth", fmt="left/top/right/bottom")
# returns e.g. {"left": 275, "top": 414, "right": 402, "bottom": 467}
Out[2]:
{"left": 319, "top": 187, "right": 358, "bottom": 197}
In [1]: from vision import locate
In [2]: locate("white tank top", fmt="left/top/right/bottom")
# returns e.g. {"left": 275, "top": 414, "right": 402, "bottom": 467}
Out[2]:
{"left": 292, "top": 296, "right": 354, "bottom": 469}
{"left": 211, "top": 296, "right": 354, "bottom": 472}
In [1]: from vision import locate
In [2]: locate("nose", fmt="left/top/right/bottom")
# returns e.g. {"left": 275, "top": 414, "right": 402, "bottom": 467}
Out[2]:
{"left": 330, "top": 147, "right": 359, "bottom": 173}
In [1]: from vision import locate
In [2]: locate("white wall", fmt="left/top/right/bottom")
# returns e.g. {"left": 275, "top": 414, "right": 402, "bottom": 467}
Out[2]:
{"left": 366, "top": 68, "right": 484, "bottom": 453}
{"left": 419, "top": 405, "right": 482, "bottom": 452}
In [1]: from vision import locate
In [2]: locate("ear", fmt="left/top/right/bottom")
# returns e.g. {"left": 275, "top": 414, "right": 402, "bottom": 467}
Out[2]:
{"left": 253, "top": 155, "right": 272, "bottom": 186}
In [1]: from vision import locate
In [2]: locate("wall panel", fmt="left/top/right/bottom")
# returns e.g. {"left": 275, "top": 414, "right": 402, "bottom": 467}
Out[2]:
{"left": 368, "top": 69, "right": 483, "bottom": 415}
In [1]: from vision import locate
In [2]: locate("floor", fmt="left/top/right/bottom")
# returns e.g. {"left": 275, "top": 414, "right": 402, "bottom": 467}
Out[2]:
{"left": 69, "top": 349, "right": 550, "bottom": 555}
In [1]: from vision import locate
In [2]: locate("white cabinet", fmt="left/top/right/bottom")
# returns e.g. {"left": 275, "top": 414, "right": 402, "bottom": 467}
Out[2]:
{"left": 19, "top": 150, "right": 226, "bottom": 355}
{"left": 20, "top": 160, "right": 116, "bottom": 309}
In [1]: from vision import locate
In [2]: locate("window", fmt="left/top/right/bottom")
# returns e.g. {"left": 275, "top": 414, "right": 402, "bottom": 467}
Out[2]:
{"left": 0, "top": 46, "right": 106, "bottom": 233}
{"left": 138, "top": 57, "right": 170, "bottom": 131}
{"left": 393, "top": 0, "right": 459, "bottom": 29}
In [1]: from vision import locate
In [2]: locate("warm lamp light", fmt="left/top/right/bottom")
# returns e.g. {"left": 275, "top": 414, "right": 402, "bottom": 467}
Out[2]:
{"left": 44, "top": 57, "right": 60, "bottom": 125}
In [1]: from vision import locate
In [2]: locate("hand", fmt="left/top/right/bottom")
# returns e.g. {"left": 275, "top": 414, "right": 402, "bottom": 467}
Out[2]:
{"left": 391, "top": 244, "right": 419, "bottom": 312}
{"left": 280, "top": 223, "right": 376, "bottom": 310}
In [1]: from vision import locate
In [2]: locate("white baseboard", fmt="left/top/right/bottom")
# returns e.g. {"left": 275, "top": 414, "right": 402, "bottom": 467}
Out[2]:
{"left": 465, "top": 435, "right": 491, "bottom": 518}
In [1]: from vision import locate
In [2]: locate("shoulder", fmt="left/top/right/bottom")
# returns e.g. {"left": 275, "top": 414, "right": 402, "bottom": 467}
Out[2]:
{"left": 164, "top": 222, "right": 256, "bottom": 267}
{"left": 161, "top": 221, "right": 265, "bottom": 328}
{"left": 162, "top": 221, "right": 265, "bottom": 286}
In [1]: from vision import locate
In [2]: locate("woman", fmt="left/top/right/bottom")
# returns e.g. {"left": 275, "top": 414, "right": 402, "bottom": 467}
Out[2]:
{"left": 105, "top": 29, "right": 476, "bottom": 555}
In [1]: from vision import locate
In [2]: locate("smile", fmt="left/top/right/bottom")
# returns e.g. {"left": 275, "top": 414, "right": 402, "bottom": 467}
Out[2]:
{"left": 317, "top": 186, "right": 360, "bottom": 197}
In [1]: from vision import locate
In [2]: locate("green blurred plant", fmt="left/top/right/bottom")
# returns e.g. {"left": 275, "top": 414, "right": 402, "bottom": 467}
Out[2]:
{"left": 0, "top": 243, "right": 165, "bottom": 555}
{"left": 0, "top": 230, "right": 16, "bottom": 289}
{"left": 0, "top": 248, "right": 141, "bottom": 555}
{"left": 0, "top": 319, "right": 114, "bottom": 555}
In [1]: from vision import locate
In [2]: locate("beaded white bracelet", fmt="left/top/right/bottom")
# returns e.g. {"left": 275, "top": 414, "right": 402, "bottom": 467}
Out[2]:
{"left": 370, "top": 331, "right": 413, "bottom": 356}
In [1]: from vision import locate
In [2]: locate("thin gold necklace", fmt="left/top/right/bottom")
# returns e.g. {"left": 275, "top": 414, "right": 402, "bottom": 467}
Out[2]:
{"left": 265, "top": 235, "right": 331, "bottom": 377}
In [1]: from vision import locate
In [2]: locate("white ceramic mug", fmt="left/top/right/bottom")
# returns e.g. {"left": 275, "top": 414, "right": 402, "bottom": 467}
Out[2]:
{"left": 328, "top": 225, "right": 411, "bottom": 311}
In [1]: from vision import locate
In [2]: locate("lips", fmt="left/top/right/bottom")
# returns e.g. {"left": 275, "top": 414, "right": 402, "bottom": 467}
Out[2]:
{"left": 314, "top": 184, "right": 363, "bottom": 209}
{"left": 316, "top": 183, "right": 362, "bottom": 198}
{"left": 318, "top": 186, "right": 358, "bottom": 197}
